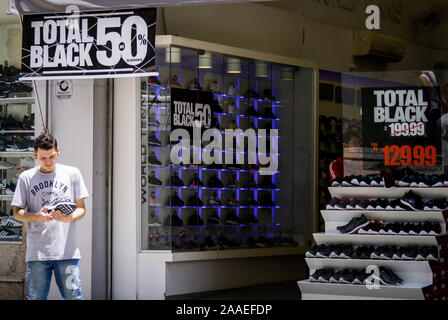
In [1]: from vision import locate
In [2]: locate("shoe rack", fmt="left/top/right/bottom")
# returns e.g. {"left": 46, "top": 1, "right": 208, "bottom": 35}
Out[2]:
{"left": 0, "top": 82, "right": 35, "bottom": 244}
{"left": 142, "top": 73, "right": 283, "bottom": 252}
{"left": 298, "top": 185, "right": 448, "bottom": 300}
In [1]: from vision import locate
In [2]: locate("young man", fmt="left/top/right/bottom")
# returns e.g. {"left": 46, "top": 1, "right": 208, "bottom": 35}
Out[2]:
{"left": 12, "top": 132, "right": 89, "bottom": 300}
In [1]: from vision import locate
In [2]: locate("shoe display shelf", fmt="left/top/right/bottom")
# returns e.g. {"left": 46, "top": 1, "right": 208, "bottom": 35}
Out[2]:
{"left": 142, "top": 57, "right": 286, "bottom": 255}
{"left": 0, "top": 83, "right": 35, "bottom": 244}
{"left": 298, "top": 186, "right": 448, "bottom": 300}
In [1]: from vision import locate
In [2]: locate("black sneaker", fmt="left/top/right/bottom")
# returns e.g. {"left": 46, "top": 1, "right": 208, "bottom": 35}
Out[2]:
{"left": 376, "top": 199, "right": 389, "bottom": 210}
{"left": 315, "top": 244, "right": 332, "bottom": 258}
{"left": 187, "top": 193, "right": 203, "bottom": 206}
{"left": 353, "top": 271, "right": 368, "bottom": 285}
{"left": 415, "top": 246, "right": 429, "bottom": 261}
{"left": 148, "top": 132, "right": 162, "bottom": 146}
{"left": 309, "top": 269, "right": 323, "bottom": 282}
{"left": 401, "top": 246, "right": 418, "bottom": 260}
{"left": 207, "top": 175, "right": 224, "bottom": 188}
{"left": 400, "top": 190, "right": 423, "bottom": 211}
{"left": 305, "top": 245, "right": 319, "bottom": 258}
{"left": 336, "top": 215, "right": 369, "bottom": 234}
{"left": 427, "top": 246, "right": 439, "bottom": 261}
{"left": 318, "top": 269, "right": 335, "bottom": 283}
{"left": 164, "top": 214, "right": 184, "bottom": 227}
{"left": 334, "top": 198, "right": 350, "bottom": 210}
{"left": 360, "top": 246, "right": 375, "bottom": 259}
{"left": 171, "top": 174, "right": 184, "bottom": 187}
{"left": 1, "top": 114, "right": 22, "bottom": 130}
{"left": 340, "top": 245, "right": 354, "bottom": 259}
{"left": 371, "top": 247, "right": 383, "bottom": 259}
{"left": 378, "top": 267, "right": 403, "bottom": 286}
{"left": 386, "top": 222, "right": 401, "bottom": 235}
{"left": 148, "top": 152, "right": 162, "bottom": 167}
{"left": 148, "top": 172, "right": 163, "bottom": 186}
{"left": 339, "top": 269, "right": 356, "bottom": 284}
{"left": 379, "top": 246, "right": 395, "bottom": 260}
{"left": 329, "top": 270, "right": 343, "bottom": 283}
{"left": 420, "top": 222, "right": 441, "bottom": 235}
{"left": 169, "top": 192, "right": 184, "bottom": 206}
{"left": 187, "top": 212, "right": 204, "bottom": 226}
{"left": 329, "top": 245, "right": 343, "bottom": 258}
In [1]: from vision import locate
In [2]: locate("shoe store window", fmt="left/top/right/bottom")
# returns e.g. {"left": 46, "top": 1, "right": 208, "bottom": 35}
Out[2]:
{"left": 139, "top": 36, "right": 316, "bottom": 254}
{"left": 0, "top": 23, "right": 35, "bottom": 243}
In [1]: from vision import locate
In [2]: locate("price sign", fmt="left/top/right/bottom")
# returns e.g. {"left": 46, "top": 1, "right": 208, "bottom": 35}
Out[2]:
{"left": 21, "top": 8, "right": 157, "bottom": 79}
{"left": 362, "top": 87, "right": 441, "bottom": 170}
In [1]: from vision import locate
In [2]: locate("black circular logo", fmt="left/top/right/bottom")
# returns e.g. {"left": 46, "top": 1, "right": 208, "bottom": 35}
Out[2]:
{"left": 59, "top": 81, "right": 69, "bottom": 92}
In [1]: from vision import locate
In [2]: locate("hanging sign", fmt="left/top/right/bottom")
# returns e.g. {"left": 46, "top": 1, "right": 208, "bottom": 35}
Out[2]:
{"left": 21, "top": 8, "right": 157, "bottom": 80}
{"left": 361, "top": 87, "right": 442, "bottom": 170}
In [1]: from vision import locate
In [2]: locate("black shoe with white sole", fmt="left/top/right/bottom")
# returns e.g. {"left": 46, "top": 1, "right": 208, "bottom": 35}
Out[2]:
{"left": 336, "top": 215, "right": 369, "bottom": 234}
{"left": 46, "top": 202, "right": 77, "bottom": 215}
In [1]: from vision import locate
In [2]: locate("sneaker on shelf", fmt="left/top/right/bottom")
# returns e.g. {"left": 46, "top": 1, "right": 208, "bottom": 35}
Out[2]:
{"left": 224, "top": 212, "right": 241, "bottom": 225}
{"left": 207, "top": 192, "right": 223, "bottom": 206}
{"left": 0, "top": 216, "right": 22, "bottom": 228}
{"left": 148, "top": 211, "right": 162, "bottom": 227}
{"left": 187, "top": 192, "right": 203, "bottom": 206}
{"left": 202, "top": 235, "right": 218, "bottom": 250}
{"left": 336, "top": 215, "right": 369, "bottom": 234}
{"left": 4, "top": 181, "right": 16, "bottom": 195}
{"left": 1, "top": 114, "right": 22, "bottom": 130}
{"left": 207, "top": 175, "right": 224, "bottom": 188}
{"left": 170, "top": 173, "right": 184, "bottom": 187}
{"left": 0, "top": 228, "right": 18, "bottom": 240}
{"left": 148, "top": 172, "right": 163, "bottom": 186}
{"left": 148, "top": 191, "right": 162, "bottom": 207}
{"left": 148, "top": 132, "right": 162, "bottom": 147}
{"left": 381, "top": 169, "right": 395, "bottom": 188}
{"left": 148, "top": 152, "right": 163, "bottom": 167}
{"left": 226, "top": 193, "right": 240, "bottom": 206}
{"left": 190, "top": 173, "right": 204, "bottom": 187}
{"left": 207, "top": 211, "right": 223, "bottom": 226}
{"left": 169, "top": 191, "right": 184, "bottom": 206}
{"left": 163, "top": 213, "right": 184, "bottom": 227}
{"left": 226, "top": 175, "right": 240, "bottom": 188}
{"left": 0, "top": 160, "right": 15, "bottom": 170}
{"left": 400, "top": 190, "right": 423, "bottom": 211}
{"left": 242, "top": 197, "right": 258, "bottom": 207}
{"left": 187, "top": 212, "right": 204, "bottom": 226}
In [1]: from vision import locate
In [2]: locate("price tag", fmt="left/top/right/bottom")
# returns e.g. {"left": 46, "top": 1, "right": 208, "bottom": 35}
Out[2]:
{"left": 361, "top": 87, "right": 441, "bottom": 171}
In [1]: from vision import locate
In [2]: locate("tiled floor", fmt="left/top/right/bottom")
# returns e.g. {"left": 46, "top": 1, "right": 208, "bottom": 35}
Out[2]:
{"left": 166, "top": 281, "right": 301, "bottom": 300}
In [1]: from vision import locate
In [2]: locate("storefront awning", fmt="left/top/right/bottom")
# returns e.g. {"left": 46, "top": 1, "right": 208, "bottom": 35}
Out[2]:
{"left": 8, "top": 0, "right": 271, "bottom": 15}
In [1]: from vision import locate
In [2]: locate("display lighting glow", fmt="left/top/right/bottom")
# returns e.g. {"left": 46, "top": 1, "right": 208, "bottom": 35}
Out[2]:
{"left": 255, "top": 61, "right": 269, "bottom": 78}
{"left": 198, "top": 51, "right": 213, "bottom": 69}
{"left": 227, "top": 57, "right": 241, "bottom": 74}
{"left": 165, "top": 46, "right": 181, "bottom": 64}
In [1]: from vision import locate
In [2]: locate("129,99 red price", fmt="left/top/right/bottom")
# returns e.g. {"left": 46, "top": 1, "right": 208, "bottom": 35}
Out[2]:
{"left": 381, "top": 145, "right": 437, "bottom": 167}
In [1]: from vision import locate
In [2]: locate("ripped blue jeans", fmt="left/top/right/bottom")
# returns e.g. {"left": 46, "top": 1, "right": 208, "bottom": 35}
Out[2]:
{"left": 25, "top": 259, "right": 82, "bottom": 300}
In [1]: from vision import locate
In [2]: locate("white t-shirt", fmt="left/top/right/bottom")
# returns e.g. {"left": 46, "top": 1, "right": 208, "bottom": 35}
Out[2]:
{"left": 11, "top": 163, "right": 89, "bottom": 262}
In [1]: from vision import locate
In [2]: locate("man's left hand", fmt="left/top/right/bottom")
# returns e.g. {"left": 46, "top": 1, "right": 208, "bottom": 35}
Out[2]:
{"left": 50, "top": 210, "right": 74, "bottom": 223}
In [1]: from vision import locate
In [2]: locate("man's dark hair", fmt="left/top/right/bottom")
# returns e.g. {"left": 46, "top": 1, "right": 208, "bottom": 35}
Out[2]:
{"left": 34, "top": 132, "right": 58, "bottom": 151}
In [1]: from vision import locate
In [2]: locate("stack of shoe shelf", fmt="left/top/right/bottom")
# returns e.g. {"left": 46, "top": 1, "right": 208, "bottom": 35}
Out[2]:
{"left": 298, "top": 185, "right": 448, "bottom": 300}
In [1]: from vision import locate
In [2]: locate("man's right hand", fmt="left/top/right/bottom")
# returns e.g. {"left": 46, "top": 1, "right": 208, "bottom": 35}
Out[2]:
{"left": 37, "top": 206, "right": 54, "bottom": 222}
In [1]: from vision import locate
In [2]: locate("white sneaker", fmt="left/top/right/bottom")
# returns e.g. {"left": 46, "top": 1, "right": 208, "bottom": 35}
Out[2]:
{"left": 148, "top": 212, "right": 163, "bottom": 227}
{"left": 149, "top": 196, "right": 162, "bottom": 207}
{"left": 0, "top": 161, "right": 15, "bottom": 170}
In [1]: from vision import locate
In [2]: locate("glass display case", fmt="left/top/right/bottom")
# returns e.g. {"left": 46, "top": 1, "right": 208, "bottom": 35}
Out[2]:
{"left": 139, "top": 41, "right": 316, "bottom": 252}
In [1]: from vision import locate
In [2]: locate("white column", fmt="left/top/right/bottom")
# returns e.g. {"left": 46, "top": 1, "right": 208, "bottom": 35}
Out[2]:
{"left": 112, "top": 77, "right": 140, "bottom": 299}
